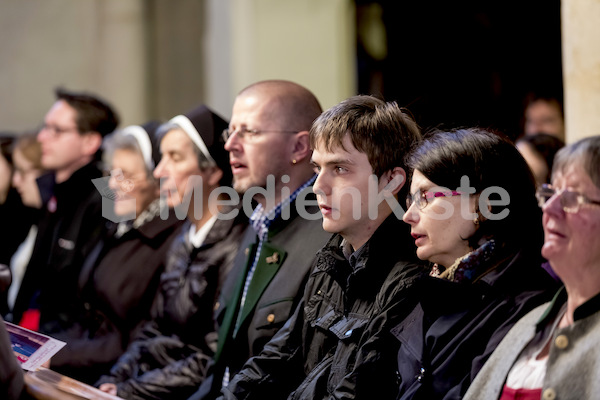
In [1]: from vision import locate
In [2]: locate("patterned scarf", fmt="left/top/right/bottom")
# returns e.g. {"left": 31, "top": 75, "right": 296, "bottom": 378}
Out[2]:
{"left": 430, "top": 239, "right": 497, "bottom": 283}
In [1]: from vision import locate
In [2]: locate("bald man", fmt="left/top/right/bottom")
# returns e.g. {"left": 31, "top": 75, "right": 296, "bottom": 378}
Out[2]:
{"left": 189, "top": 80, "right": 331, "bottom": 400}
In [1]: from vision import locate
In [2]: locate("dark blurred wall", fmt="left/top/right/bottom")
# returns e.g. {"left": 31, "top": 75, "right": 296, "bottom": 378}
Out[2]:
{"left": 356, "top": 0, "right": 563, "bottom": 141}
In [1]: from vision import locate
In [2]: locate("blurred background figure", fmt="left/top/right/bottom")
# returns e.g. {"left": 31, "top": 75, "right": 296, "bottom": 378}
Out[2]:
{"left": 0, "top": 314, "right": 29, "bottom": 400}
{"left": 522, "top": 93, "right": 565, "bottom": 141}
{"left": 0, "top": 133, "right": 43, "bottom": 317}
{"left": 11, "top": 88, "right": 119, "bottom": 337}
{"left": 4, "top": 134, "right": 46, "bottom": 321}
{"left": 45, "top": 121, "right": 183, "bottom": 385}
{"left": 516, "top": 133, "right": 565, "bottom": 186}
{"left": 0, "top": 135, "right": 14, "bottom": 206}
{"left": 96, "top": 105, "right": 247, "bottom": 399}
{"left": 0, "top": 135, "right": 17, "bottom": 311}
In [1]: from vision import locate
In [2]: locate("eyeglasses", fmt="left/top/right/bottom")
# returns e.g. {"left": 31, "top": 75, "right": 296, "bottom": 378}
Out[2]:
{"left": 40, "top": 123, "right": 80, "bottom": 137}
{"left": 406, "top": 190, "right": 463, "bottom": 210}
{"left": 221, "top": 127, "right": 298, "bottom": 142}
{"left": 536, "top": 183, "right": 600, "bottom": 213}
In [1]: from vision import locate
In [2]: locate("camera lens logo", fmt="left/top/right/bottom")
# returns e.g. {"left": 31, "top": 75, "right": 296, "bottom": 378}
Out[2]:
{"left": 91, "top": 169, "right": 136, "bottom": 223}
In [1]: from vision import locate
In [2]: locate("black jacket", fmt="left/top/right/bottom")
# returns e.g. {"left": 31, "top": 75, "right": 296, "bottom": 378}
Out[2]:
{"left": 48, "top": 208, "right": 183, "bottom": 384}
{"left": 96, "top": 208, "right": 247, "bottom": 400}
{"left": 392, "top": 247, "right": 560, "bottom": 400}
{"left": 222, "top": 215, "right": 425, "bottom": 400}
{"left": 12, "top": 163, "right": 106, "bottom": 331}
{"left": 192, "top": 192, "right": 331, "bottom": 400}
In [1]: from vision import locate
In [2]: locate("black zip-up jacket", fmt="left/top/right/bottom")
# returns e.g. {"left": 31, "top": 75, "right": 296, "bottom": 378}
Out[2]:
{"left": 222, "top": 214, "right": 426, "bottom": 400}
{"left": 12, "top": 163, "right": 105, "bottom": 331}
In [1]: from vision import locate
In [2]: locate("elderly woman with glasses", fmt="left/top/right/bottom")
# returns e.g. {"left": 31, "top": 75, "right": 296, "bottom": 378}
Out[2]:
{"left": 464, "top": 135, "right": 600, "bottom": 400}
{"left": 393, "top": 128, "right": 559, "bottom": 400}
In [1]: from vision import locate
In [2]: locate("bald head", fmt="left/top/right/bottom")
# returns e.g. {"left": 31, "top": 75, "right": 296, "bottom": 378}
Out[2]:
{"left": 238, "top": 80, "right": 322, "bottom": 131}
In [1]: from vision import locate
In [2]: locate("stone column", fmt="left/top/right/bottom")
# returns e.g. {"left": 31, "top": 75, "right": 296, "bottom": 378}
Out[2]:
{"left": 221, "top": 0, "right": 356, "bottom": 114}
{"left": 562, "top": 0, "right": 600, "bottom": 142}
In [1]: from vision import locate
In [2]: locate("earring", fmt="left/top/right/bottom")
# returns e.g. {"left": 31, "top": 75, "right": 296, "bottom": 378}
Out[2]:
{"left": 292, "top": 159, "right": 297, "bottom": 165}
{"left": 473, "top": 217, "right": 479, "bottom": 225}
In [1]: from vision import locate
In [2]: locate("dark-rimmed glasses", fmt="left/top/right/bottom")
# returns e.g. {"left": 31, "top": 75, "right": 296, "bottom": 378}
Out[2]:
{"left": 406, "top": 190, "right": 463, "bottom": 210}
{"left": 40, "top": 123, "right": 80, "bottom": 138}
{"left": 536, "top": 183, "right": 600, "bottom": 213}
{"left": 221, "top": 127, "right": 299, "bottom": 142}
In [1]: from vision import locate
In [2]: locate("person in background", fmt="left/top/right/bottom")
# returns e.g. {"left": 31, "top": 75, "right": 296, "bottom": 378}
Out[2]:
{"left": 97, "top": 105, "right": 247, "bottom": 399}
{"left": 44, "top": 121, "right": 183, "bottom": 384}
{"left": 220, "top": 95, "right": 425, "bottom": 400}
{"left": 0, "top": 135, "right": 14, "bottom": 206}
{"left": 189, "top": 80, "right": 331, "bottom": 400}
{"left": 0, "top": 135, "right": 18, "bottom": 307}
{"left": 4, "top": 134, "right": 46, "bottom": 321}
{"left": 394, "top": 128, "right": 559, "bottom": 400}
{"left": 0, "top": 314, "right": 31, "bottom": 400}
{"left": 11, "top": 88, "right": 119, "bottom": 335}
{"left": 464, "top": 135, "right": 600, "bottom": 400}
{"left": 516, "top": 133, "right": 565, "bottom": 186}
{"left": 523, "top": 93, "right": 565, "bottom": 141}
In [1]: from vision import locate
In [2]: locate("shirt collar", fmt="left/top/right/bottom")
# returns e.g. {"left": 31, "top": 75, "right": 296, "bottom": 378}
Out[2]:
{"left": 341, "top": 238, "right": 369, "bottom": 271}
{"left": 250, "top": 174, "right": 317, "bottom": 240}
{"left": 189, "top": 214, "right": 218, "bottom": 248}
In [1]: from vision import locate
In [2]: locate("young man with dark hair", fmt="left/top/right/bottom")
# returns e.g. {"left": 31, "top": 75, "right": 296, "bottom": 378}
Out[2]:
{"left": 219, "top": 95, "right": 426, "bottom": 399}
{"left": 11, "top": 88, "right": 119, "bottom": 334}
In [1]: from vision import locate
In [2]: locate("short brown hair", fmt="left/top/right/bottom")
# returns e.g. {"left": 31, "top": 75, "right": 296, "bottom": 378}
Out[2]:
{"left": 55, "top": 88, "right": 120, "bottom": 137}
{"left": 310, "top": 95, "right": 421, "bottom": 178}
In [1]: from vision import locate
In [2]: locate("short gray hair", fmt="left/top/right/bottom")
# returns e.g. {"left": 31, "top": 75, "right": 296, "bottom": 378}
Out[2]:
{"left": 552, "top": 135, "right": 600, "bottom": 189}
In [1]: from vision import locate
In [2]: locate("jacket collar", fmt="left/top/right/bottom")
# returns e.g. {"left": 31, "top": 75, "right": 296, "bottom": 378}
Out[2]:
{"left": 536, "top": 286, "right": 600, "bottom": 329}
{"left": 315, "top": 213, "right": 417, "bottom": 294}
{"left": 53, "top": 161, "right": 102, "bottom": 201}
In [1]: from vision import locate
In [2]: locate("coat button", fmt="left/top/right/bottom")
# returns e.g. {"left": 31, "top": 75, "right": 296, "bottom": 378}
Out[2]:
{"left": 542, "top": 388, "right": 556, "bottom": 400}
{"left": 555, "top": 334, "right": 568, "bottom": 349}
{"left": 214, "top": 301, "right": 220, "bottom": 311}
{"left": 244, "top": 247, "right": 250, "bottom": 256}
{"left": 267, "top": 313, "right": 275, "bottom": 323}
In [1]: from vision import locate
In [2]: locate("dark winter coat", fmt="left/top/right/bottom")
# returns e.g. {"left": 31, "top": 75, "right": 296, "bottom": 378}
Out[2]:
{"left": 48, "top": 209, "right": 183, "bottom": 384}
{"left": 221, "top": 214, "right": 425, "bottom": 400}
{"left": 96, "top": 208, "right": 247, "bottom": 400}
{"left": 392, "top": 247, "right": 560, "bottom": 400}
{"left": 11, "top": 163, "right": 106, "bottom": 331}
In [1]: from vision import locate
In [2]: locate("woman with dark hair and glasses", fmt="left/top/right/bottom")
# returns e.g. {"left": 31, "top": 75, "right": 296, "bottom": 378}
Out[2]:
{"left": 393, "top": 128, "right": 559, "bottom": 400}
{"left": 464, "top": 135, "right": 600, "bottom": 400}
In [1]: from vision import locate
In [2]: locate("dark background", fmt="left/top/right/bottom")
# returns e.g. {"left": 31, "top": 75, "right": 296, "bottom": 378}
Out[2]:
{"left": 355, "top": 0, "right": 563, "bottom": 141}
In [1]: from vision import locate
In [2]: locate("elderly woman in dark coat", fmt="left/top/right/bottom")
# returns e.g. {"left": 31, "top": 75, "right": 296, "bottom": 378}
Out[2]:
{"left": 96, "top": 105, "right": 247, "bottom": 400}
{"left": 47, "top": 122, "right": 183, "bottom": 384}
{"left": 394, "top": 128, "right": 559, "bottom": 400}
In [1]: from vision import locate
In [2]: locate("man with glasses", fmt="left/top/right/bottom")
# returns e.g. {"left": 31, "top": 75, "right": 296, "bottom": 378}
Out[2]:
{"left": 10, "top": 88, "right": 119, "bottom": 336}
{"left": 189, "top": 80, "right": 331, "bottom": 400}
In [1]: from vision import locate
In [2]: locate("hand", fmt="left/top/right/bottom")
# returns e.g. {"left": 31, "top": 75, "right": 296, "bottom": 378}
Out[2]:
{"left": 98, "top": 383, "right": 118, "bottom": 395}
